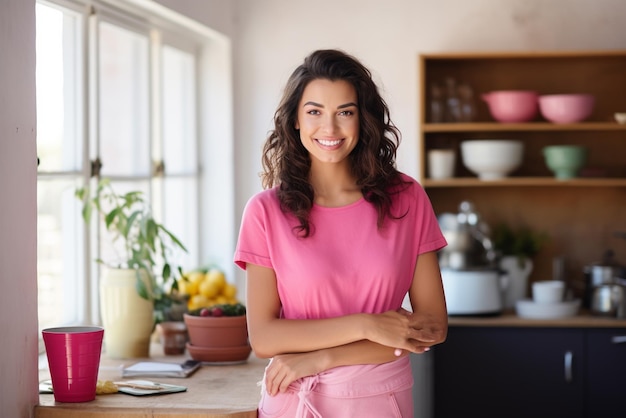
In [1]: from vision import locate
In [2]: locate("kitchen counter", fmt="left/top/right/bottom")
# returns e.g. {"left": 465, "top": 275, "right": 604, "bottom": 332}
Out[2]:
{"left": 35, "top": 344, "right": 268, "bottom": 418}
{"left": 448, "top": 310, "right": 626, "bottom": 328}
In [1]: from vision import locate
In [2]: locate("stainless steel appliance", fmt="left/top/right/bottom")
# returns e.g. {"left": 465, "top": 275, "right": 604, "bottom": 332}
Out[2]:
{"left": 438, "top": 201, "right": 506, "bottom": 316}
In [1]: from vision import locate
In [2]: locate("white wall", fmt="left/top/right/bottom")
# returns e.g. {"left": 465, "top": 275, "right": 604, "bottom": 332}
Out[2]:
{"left": 230, "top": 0, "right": 626, "bottom": 285}
{"left": 0, "top": 0, "right": 39, "bottom": 417}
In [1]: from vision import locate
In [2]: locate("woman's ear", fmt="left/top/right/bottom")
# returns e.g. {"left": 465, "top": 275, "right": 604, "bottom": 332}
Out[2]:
{"left": 295, "top": 120, "right": 299, "bottom": 130}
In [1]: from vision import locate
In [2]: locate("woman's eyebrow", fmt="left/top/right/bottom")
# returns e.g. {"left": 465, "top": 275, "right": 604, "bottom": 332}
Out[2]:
{"left": 302, "top": 101, "right": 358, "bottom": 108}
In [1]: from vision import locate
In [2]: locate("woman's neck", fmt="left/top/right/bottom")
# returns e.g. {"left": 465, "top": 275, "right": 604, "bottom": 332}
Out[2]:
{"left": 309, "top": 161, "right": 362, "bottom": 207}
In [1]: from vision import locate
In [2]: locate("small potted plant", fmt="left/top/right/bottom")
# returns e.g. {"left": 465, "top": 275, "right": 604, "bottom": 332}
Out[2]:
{"left": 492, "top": 223, "right": 548, "bottom": 268}
{"left": 76, "top": 178, "right": 188, "bottom": 358}
{"left": 184, "top": 303, "right": 250, "bottom": 363}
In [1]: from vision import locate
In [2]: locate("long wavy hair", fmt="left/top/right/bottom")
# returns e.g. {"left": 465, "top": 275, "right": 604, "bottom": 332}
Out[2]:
{"left": 261, "top": 49, "right": 407, "bottom": 237}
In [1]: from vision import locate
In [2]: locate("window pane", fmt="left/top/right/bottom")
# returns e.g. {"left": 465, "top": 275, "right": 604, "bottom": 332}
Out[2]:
{"left": 36, "top": 3, "right": 83, "bottom": 172}
{"left": 163, "top": 177, "right": 199, "bottom": 269}
{"left": 162, "top": 45, "right": 197, "bottom": 175}
{"left": 98, "top": 22, "right": 150, "bottom": 176}
{"left": 37, "top": 178, "right": 85, "bottom": 333}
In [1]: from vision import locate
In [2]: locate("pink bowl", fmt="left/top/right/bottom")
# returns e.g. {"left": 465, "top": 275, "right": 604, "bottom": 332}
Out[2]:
{"left": 539, "top": 94, "right": 595, "bottom": 123}
{"left": 481, "top": 90, "right": 539, "bottom": 123}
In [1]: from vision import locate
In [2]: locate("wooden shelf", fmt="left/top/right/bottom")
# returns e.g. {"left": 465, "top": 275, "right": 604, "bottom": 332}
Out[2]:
{"left": 418, "top": 50, "right": 626, "bottom": 298}
{"left": 423, "top": 122, "right": 626, "bottom": 133}
{"left": 423, "top": 177, "right": 626, "bottom": 188}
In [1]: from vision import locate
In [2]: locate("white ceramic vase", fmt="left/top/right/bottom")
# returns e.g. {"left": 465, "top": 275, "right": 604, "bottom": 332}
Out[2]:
{"left": 100, "top": 268, "right": 154, "bottom": 358}
{"left": 499, "top": 256, "right": 533, "bottom": 309}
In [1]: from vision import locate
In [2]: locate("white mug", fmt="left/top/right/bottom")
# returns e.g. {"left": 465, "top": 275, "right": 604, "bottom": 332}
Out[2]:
{"left": 428, "top": 149, "right": 455, "bottom": 179}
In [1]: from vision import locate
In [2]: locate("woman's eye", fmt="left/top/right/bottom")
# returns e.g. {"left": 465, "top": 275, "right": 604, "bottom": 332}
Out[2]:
{"left": 339, "top": 110, "right": 354, "bottom": 116}
{"left": 306, "top": 109, "right": 321, "bottom": 115}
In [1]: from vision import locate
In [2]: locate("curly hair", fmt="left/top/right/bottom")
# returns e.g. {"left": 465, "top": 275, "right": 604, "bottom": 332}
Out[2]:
{"left": 261, "top": 49, "right": 407, "bottom": 237}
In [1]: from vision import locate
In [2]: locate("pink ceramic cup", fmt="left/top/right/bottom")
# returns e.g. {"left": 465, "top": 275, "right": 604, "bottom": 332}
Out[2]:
{"left": 42, "top": 326, "right": 104, "bottom": 403}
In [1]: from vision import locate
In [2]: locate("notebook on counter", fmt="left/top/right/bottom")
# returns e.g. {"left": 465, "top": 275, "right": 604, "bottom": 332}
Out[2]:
{"left": 121, "top": 359, "right": 201, "bottom": 378}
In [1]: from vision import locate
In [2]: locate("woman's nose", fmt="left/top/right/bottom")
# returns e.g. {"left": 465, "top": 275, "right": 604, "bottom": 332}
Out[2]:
{"left": 321, "top": 115, "right": 337, "bottom": 133}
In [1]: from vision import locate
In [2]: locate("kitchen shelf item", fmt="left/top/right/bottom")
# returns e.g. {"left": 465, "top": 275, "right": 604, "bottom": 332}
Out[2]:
{"left": 515, "top": 298, "right": 581, "bottom": 319}
{"left": 460, "top": 139, "right": 523, "bottom": 180}
{"left": 542, "top": 145, "right": 587, "bottom": 179}
{"left": 481, "top": 90, "right": 539, "bottom": 122}
{"left": 538, "top": 94, "right": 595, "bottom": 123}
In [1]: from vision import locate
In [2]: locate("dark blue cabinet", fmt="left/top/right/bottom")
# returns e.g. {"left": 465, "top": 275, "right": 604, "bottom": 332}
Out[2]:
{"left": 433, "top": 326, "right": 625, "bottom": 418}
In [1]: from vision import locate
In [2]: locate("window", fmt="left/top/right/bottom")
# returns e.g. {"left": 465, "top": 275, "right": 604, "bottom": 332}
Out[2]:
{"left": 36, "top": 0, "right": 210, "bottom": 335}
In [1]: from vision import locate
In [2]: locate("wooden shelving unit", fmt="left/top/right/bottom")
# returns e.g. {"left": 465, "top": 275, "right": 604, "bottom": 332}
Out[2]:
{"left": 418, "top": 50, "right": 626, "bottom": 294}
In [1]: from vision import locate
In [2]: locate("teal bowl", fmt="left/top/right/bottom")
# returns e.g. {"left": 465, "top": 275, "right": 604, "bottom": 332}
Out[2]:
{"left": 542, "top": 145, "right": 587, "bottom": 179}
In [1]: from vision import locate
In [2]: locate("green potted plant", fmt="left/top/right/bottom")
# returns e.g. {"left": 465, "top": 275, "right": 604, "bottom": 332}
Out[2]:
{"left": 76, "top": 178, "right": 188, "bottom": 358}
{"left": 492, "top": 223, "right": 548, "bottom": 267}
{"left": 492, "top": 222, "right": 549, "bottom": 309}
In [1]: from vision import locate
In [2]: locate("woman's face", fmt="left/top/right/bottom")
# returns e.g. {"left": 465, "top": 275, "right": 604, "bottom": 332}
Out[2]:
{"left": 295, "top": 78, "right": 359, "bottom": 166}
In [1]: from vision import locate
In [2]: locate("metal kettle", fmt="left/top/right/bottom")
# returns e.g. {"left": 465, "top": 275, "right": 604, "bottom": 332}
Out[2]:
{"left": 437, "top": 201, "right": 496, "bottom": 270}
{"left": 583, "top": 249, "right": 626, "bottom": 309}
{"left": 591, "top": 283, "right": 626, "bottom": 318}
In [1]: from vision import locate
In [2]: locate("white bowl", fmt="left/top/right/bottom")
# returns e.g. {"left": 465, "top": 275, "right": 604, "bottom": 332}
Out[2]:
{"left": 614, "top": 112, "right": 626, "bottom": 124}
{"left": 460, "top": 140, "right": 524, "bottom": 180}
{"left": 532, "top": 280, "right": 565, "bottom": 304}
{"left": 516, "top": 299, "right": 581, "bottom": 319}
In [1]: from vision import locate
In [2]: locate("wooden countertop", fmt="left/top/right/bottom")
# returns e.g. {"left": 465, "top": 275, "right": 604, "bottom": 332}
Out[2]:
{"left": 35, "top": 344, "right": 268, "bottom": 418}
{"left": 448, "top": 310, "right": 626, "bottom": 328}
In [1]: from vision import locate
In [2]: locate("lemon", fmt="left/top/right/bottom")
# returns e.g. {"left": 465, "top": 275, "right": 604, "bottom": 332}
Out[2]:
{"left": 205, "top": 269, "right": 226, "bottom": 293}
{"left": 188, "top": 294, "right": 209, "bottom": 310}
{"left": 199, "top": 280, "right": 220, "bottom": 299}
{"left": 188, "top": 271, "right": 206, "bottom": 285}
{"left": 223, "top": 283, "right": 237, "bottom": 299}
{"left": 178, "top": 279, "right": 199, "bottom": 297}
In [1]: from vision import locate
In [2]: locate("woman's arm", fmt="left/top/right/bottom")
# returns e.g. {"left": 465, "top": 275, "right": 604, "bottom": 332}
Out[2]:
{"left": 260, "top": 250, "right": 448, "bottom": 395}
{"left": 245, "top": 263, "right": 428, "bottom": 359}
{"left": 407, "top": 251, "right": 448, "bottom": 345}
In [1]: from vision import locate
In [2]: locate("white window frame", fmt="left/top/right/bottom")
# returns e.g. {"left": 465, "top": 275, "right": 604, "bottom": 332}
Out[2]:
{"left": 36, "top": 0, "right": 235, "bottom": 335}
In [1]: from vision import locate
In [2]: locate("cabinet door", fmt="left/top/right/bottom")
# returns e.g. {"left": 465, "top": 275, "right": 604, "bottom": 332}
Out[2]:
{"left": 434, "top": 327, "right": 584, "bottom": 418}
{"left": 585, "top": 328, "right": 626, "bottom": 417}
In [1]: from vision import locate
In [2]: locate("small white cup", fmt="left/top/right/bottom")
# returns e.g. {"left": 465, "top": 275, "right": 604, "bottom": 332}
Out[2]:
{"left": 428, "top": 149, "right": 456, "bottom": 179}
{"left": 532, "top": 280, "right": 565, "bottom": 304}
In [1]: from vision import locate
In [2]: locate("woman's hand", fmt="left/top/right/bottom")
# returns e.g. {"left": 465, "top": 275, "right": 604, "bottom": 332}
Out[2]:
{"left": 263, "top": 351, "right": 328, "bottom": 396}
{"left": 365, "top": 308, "right": 438, "bottom": 354}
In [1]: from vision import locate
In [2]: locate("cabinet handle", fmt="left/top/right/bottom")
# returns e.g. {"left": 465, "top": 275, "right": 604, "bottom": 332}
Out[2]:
{"left": 611, "top": 336, "right": 626, "bottom": 344}
{"left": 564, "top": 351, "right": 573, "bottom": 383}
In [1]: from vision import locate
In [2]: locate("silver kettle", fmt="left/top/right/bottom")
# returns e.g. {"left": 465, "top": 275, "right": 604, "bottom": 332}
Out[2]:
{"left": 591, "top": 283, "right": 626, "bottom": 318}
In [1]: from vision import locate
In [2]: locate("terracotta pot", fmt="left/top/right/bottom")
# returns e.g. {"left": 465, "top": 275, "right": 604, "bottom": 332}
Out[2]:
{"left": 183, "top": 314, "right": 248, "bottom": 348}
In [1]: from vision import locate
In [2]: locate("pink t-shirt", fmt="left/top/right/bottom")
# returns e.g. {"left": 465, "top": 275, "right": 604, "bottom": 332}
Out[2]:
{"left": 234, "top": 173, "right": 446, "bottom": 320}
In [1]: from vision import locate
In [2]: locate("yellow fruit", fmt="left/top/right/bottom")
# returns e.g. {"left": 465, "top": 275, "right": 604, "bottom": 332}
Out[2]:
{"left": 199, "top": 280, "right": 220, "bottom": 299}
{"left": 215, "top": 295, "right": 229, "bottom": 305}
{"left": 223, "top": 283, "right": 237, "bottom": 299}
{"left": 205, "top": 269, "right": 227, "bottom": 293}
{"left": 188, "top": 271, "right": 206, "bottom": 285}
{"left": 188, "top": 294, "right": 209, "bottom": 311}
{"left": 178, "top": 279, "right": 199, "bottom": 297}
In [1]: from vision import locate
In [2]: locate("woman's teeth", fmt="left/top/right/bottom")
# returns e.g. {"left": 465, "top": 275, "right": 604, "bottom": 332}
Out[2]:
{"left": 318, "top": 139, "right": 342, "bottom": 147}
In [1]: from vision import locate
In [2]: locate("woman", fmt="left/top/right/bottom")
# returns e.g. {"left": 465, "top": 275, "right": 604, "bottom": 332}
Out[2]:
{"left": 234, "top": 49, "right": 447, "bottom": 417}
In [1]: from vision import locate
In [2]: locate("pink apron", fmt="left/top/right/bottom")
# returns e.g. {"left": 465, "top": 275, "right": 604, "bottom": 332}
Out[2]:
{"left": 257, "top": 357, "right": 414, "bottom": 418}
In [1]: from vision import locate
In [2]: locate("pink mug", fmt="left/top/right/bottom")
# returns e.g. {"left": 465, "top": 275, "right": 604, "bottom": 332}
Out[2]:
{"left": 42, "top": 326, "right": 104, "bottom": 402}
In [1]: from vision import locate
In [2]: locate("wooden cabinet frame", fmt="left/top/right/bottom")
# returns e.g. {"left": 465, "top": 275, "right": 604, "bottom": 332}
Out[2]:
{"left": 418, "top": 50, "right": 626, "bottom": 297}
